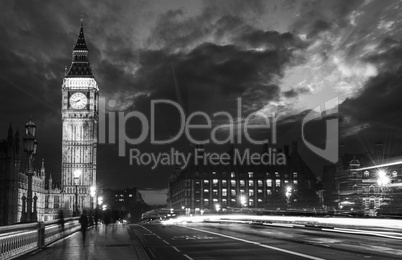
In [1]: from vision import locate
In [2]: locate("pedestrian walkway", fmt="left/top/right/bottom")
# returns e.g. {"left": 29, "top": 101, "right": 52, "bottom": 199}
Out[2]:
{"left": 18, "top": 223, "right": 145, "bottom": 260}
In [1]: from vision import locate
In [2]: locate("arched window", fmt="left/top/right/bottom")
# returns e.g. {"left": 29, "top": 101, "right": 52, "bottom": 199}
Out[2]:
{"left": 353, "top": 184, "right": 358, "bottom": 194}
{"left": 369, "top": 185, "right": 375, "bottom": 194}
{"left": 392, "top": 171, "right": 397, "bottom": 177}
{"left": 364, "top": 171, "right": 369, "bottom": 177}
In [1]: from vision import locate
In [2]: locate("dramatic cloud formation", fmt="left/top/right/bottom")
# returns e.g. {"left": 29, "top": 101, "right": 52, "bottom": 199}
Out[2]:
{"left": 1, "top": 0, "right": 402, "bottom": 189}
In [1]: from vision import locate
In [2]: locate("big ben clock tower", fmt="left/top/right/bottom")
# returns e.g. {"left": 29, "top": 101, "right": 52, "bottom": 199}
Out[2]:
{"left": 61, "top": 21, "right": 98, "bottom": 214}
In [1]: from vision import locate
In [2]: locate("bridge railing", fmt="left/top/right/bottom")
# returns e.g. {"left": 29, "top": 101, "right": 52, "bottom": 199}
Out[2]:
{"left": 0, "top": 217, "right": 80, "bottom": 260}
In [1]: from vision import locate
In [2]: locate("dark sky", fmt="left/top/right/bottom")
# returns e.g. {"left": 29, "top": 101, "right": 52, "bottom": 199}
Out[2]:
{"left": 2, "top": 0, "right": 402, "bottom": 204}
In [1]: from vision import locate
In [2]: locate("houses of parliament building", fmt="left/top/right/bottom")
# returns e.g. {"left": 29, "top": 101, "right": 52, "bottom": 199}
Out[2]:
{"left": 0, "top": 21, "right": 99, "bottom": 226}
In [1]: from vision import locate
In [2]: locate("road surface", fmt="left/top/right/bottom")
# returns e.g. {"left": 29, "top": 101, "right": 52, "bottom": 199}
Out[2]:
{"left": 130, "top": 222, "right": 402, "bottom": 260}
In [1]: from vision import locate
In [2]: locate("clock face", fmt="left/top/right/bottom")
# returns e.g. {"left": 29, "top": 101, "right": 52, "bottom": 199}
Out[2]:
{"left": 70, "top": 92, "right": 88, "bottom": 109}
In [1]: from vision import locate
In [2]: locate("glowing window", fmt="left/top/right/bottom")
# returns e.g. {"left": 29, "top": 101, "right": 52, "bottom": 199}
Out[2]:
{"left": 275, "top": 180, "right": 281, "bottom": 187}
{"left": 222, "top": 189, "right": 227, "bottom": 196}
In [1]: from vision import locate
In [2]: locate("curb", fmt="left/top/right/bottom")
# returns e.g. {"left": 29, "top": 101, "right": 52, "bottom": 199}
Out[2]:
{"left": 127, "top": 226, "right": 151, "bottom": 260}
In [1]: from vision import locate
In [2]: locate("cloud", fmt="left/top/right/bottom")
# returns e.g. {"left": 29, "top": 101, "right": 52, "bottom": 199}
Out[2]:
{"left": 341, "top": 66, "right": 402, "bottom": 134}
{"left": 2, "top": 0, "right": 402, "bottom": 188}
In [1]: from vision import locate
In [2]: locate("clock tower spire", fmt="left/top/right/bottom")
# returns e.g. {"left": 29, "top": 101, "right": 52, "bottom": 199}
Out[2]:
{"left": 61, "top": 21, "right": 99, "bottom": 216}
{"left": 66, "top": 21, "right": 93, "bottom": 77}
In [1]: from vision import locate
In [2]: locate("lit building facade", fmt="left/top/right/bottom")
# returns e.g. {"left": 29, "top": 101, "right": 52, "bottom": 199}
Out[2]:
{"left": 334, "top": 152, "right": 402, "bottom": 216}
{"left": 167, "top": 142, "right": 320, "bottom": 213}
{"left": 0, "top": 125, "right": 61, "bottom": 225}
{"left": 61, "top": 21, "right": 99, "bottom": 213}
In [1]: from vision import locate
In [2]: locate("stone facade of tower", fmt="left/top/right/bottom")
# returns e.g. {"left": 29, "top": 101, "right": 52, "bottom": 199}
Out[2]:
{"left": 61, "top": 22, "right": 99, "bottom": 214}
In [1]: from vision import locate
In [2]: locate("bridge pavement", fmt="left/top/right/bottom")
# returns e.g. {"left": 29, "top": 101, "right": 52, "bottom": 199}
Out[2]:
{"left": 17, "top": 223, "right": 149, "bottom": 260}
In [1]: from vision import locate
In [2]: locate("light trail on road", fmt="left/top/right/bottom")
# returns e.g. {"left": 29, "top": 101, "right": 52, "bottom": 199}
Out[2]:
{"left": 181, "top": 225, "right": 326, "bottom": 260}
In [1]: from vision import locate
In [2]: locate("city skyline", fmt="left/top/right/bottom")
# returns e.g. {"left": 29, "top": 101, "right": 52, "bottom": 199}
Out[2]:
{"left": 1, "top": 0, "right": 402, "bottom": 196}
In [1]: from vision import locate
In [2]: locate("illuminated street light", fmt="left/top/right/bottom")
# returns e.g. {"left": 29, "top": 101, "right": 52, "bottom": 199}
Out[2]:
{"left": 239, "top": 195, "right": 247, "bottom": 207}
{"left": 285, "top": 186, "right": 292, "bottom": 207}
{"left": 90, "top": 186, "right": 96, "bottom": 210}
{"left": 98, "top": 196, "right": 103, "bottom": 206}
{"left": 215, "top": 203, "right": 221, "bottom": 212}
{"left": 377, "top": 169, "right": 390, "bottom": 186}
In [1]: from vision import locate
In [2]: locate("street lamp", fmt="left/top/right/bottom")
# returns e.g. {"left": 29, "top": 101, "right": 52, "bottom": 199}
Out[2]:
{"left": 377, "top": 170, "right": 390, "bottom": 186}
{"left": 21, "top": 118, "right": 38, "bottom": 222}
{"left": 73, "top": 169, "right": 82, "bottom": 216}
{"left": 215, "top": 203, "right": 221, "bottom": 212}
{"left": 90, "top": 186, "right": 96, "bottom": 210}
{"left": 239, "top": 195, "right": 247, "bottom": 207}
{"left": 286, "top": 186, "right": 292, "bottom": 207}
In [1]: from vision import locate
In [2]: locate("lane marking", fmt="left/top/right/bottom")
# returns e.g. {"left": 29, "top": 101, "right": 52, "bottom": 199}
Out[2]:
{"left": 162, "top": 239, "right": 170, "bottom": 245}
{"left": 181, "top": 226, "right": 325, "bottom": 260}
{"left": 183, "top": 254, "right": 194, "bottom": 260}
{"left": 172, "top": 246, "right": 181, "bottom": 252}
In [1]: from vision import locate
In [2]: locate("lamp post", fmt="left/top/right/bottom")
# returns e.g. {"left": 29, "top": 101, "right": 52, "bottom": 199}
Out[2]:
{"left": 239, "top": 195, "right": 247, "bottom": 208}
{"left": 98, "top": 196, "right": 103, "bottom": 206}
{"left": 215, "top": 203, "right": 221, "bottom": 212}
{"left": 90, "top": 186, "right": 96, "bottom": 210}
{"left": 22, "top": 119, "right": 38, "bottom": 222}
{"left": 98, "top": 196, "right": 103, "bottom": 211}
{"left": 73, "top": 169, "right": 82, "bottom": 217}
{"left": 285, "top": 186, "right": 292, "bottom": 208}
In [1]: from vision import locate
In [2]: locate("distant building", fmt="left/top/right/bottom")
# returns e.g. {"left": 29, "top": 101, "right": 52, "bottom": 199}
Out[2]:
{"left": 323, "top": 142, "right": 402, "bottom": 216}
{"left": 100, "top": 187, "right": 146, "bottom": 222}
{"left": 167, "top": 142, "right": 320, "bottom": 213}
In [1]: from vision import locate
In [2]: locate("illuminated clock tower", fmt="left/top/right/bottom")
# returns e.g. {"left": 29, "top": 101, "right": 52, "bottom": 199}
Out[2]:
{"left": 61, "top": 21, "right": 99, "bottom": 214}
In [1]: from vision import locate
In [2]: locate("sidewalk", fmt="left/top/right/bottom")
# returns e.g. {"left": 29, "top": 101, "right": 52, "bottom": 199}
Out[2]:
{"left": 18, "top": 223, "right": 147, "bottom": 260}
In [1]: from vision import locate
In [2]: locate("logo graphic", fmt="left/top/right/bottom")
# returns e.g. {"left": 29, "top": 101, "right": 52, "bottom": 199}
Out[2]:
{"left": 302, "top": 97, "right": 338, "bottom": 163}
